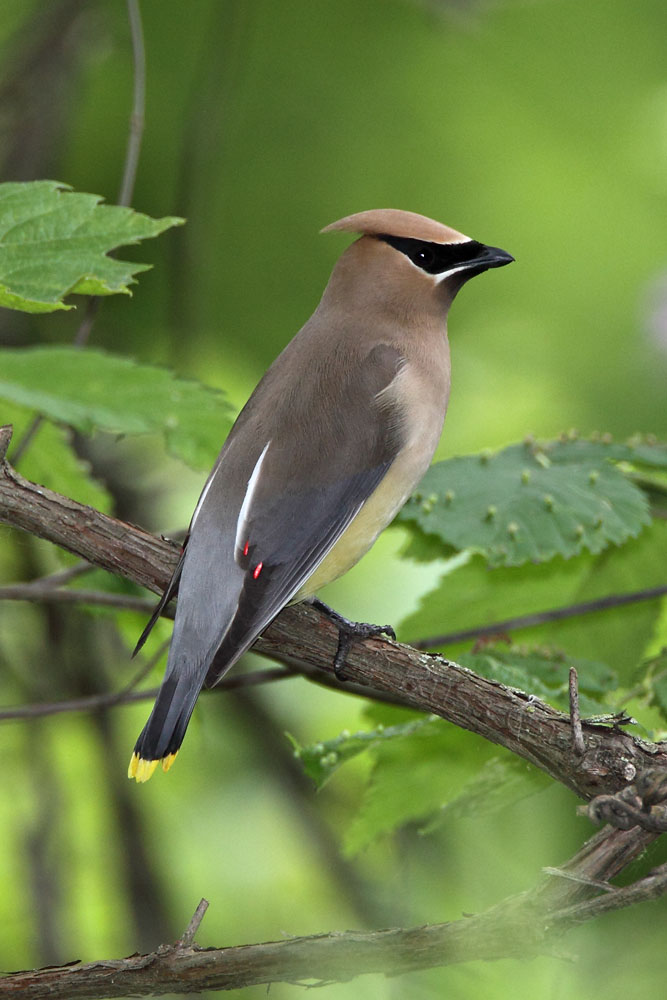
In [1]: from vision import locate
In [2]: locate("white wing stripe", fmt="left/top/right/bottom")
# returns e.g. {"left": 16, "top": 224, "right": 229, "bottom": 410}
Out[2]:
{"left": 190, "top": 467, "right": 218, "bottom": 528}
{"left": 234, "top": 440, "right": 271, "bottom": 553}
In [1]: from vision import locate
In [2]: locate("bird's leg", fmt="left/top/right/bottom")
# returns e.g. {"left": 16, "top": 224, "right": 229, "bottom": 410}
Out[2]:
{"left": 308, "top": 598, "right": 396, "bottom": 681}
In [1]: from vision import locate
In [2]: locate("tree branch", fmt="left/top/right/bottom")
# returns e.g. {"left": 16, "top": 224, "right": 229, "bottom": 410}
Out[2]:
{"left": 1, "top": 423, "right": 665, "bottom": 803}
{"left": 0, "top": 583, "right": 162, "bottom": 615}
{"left": 410, "top": 584, "right": 667, "bottom": 649}
{"left": 0, "top": 667, "right": 294, "bottom": 722}
{"left": 0, "top": 824, "right": 659, "bottom": 998}
{"left": 3, "top": 428, "right": 667, "bottom": 994}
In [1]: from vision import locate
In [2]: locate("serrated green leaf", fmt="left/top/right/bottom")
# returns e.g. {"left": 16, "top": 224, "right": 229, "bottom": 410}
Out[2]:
{"left": 2, "top": 400, "right": 111, "bottom": 511}
{"left": 0, "top": 347, "right": 234, "bottom": 469}
{"left": 343, "top": 721, "right": 495, "bottom": 856}
{"left": 289, "top": 717, "right": 432, "bottom": 788}
{"left": 457, "top": 646, "right": 617, "bottom": 714}
{"left": 0, "top": 180, "right": 184, "bottom": 312}
{"left": 398, "top": 440, "right": 650, "bottom": 567}
{"left": 643, "top": 651, "right": 667, "bottom": 724}
{"left": 399, "top": 520, "right": 667, "bottom": 682}
{"left": 422, "top": 754, "right": 550, "bottom": 833}
{"left": 544, "top": 435, "right": 667, "bottom": 470}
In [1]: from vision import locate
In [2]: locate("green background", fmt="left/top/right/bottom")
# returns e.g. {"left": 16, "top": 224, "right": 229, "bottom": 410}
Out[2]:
{"left": 1, "top": 1, "right": 666, "bottom": 997}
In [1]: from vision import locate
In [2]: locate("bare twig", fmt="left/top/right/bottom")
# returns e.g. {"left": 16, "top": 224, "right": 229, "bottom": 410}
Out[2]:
{"left": 177, "top": 899, "right": 209, "bottom": 950}
{"left": 9, "top": 415, "right": 48, "bottom": 466}
{"left": 116, "top": 0, "right": 146, "bottom": 210}
{"left": 35, "top": 561, "right": 94, "bottom": 585}
{"left": 0, "top": 584, "right": 162, "bottom": 615}
{"left": 0, "top": 824, "right": 660, "bottom": 998}
{"left": 9, "top": 0, "right": 147, "bottom": 463}
{"left": 411, "top": 584, "right": 667, "bottom": 650}
{"left": 548, "top": 862, "right": 667, "bottom": 927}
{"left": 0, "top": 667, "right": 294, "bottom": 723}
{"left": 541, "top": 867, "right": 616, "bottom": 893}
{"left": 569, "top": 667, "right": 585, "bottom": 756}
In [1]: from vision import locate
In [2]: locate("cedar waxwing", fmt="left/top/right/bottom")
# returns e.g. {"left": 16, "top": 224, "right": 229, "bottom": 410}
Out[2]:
{"left": 129, "top": 209, "right": 513, "bottom": 782}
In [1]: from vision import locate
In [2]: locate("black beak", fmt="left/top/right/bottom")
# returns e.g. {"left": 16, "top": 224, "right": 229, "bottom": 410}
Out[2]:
{"left": 477, "top": 244, "right": 515, "bottom": 270}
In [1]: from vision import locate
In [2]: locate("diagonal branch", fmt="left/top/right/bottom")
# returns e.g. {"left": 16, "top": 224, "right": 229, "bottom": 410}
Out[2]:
{"left": 1, "top": 423, "right": 666, "bottom": 802}
{"left": 0, "top": 823, "right": 659, "bottom": 998}
{"left": 410, "top": 583, "right": 667, "bottom": 649}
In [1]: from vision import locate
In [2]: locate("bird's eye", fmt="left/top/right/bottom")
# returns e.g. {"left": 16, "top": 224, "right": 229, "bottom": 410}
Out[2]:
{"left": 412, "top": 246, "right": 435, "bottom": 270}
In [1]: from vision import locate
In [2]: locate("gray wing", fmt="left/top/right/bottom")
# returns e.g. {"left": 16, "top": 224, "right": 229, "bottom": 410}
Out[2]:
{"left": 132, "top": 343, "right": 406, "bottom": 762}
{"left": 203, "top": 340, "right": 407, "bottom": 683}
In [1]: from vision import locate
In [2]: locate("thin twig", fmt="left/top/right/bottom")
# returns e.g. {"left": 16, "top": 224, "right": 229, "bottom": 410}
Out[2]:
{"left": 549, "top": 862, "right": 667, "bottom": 927}
{"left": 0, "top": 585, "right": 162, "bottom": 615}
{"left": 541, "top": 866, "right": 616, "bottom": 893}
{"left": 8, "top": 418, "right": 44, "bottom": 466}
{"left": 116, "top": 0, "right": 146, "bottom": 209}
{"left": 0, "top": 825, "right": 660, "bottom": 998}
{"left": 18, "top": 561, "right": 93, "bottom": 589}
{"left": 569, "top": 667, "right": 585, "bottom": 756}
{"left": 9, "top": 0, "right": 147, "bottom": 463}
{"left": 411, "top": 584, "right": 667, "bottom": 650}
{"left": 0, "top": 667, "right": 294, "bottom": 723}
{"left": 177, "top": 899, "right": 209, "bottom": 949}
{"left": 0, "top": 581, "right": 418, "bottom": 708}
{"left": 71, "top": 295, "right": 101, "bottom": 349}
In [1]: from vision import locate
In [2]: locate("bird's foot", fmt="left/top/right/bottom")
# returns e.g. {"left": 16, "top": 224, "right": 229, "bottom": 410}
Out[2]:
{"left": 309, "top": 598, "right": 396, "bottom": 680}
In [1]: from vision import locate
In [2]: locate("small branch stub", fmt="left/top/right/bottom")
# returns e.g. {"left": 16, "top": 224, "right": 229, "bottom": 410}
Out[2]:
{"left": 0, "top": 425, "right": 12, "bottom": 461}
{"left": 569, "top": 666, "right": 586, "bottom": 756}
{"left": 178, "top": 898, "right": 209, "bottom": 949}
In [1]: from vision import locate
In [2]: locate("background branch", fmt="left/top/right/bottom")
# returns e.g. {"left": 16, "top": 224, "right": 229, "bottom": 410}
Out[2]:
{"left": 411, "top": 584, "right": 667, "bottom": 649}
{"left": 0, "top": 667, "right": 293, "bottom": 722}
{"left": 0, "top": 823, "right": 659, "bottom": 998}
{"left": 8, "top": 0, "right": 146, "bottom": 463}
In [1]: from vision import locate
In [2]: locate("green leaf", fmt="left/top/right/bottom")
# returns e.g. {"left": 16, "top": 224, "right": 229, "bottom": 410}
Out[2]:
{"left": 0, "top": 180, "right": 184, "bottom": 312}
{"left": 643, "top": 651, "right": 667, "bottom": 724}
{"left": 458, "top": 645, "right": 618, "bottom": 715}
{"left": 0, "top": 347, "right": 234, "bottom": 469}
{"left": 289, "top": 716, "right": 432, "bottom": 789}
{"left": 422, "top": 755, "right": 550, "bottom": 833}
{"left": 400, "top": 520, "right": 667, "bottom": 684}
{"left": 398, "top": 439, "right": 651, "bottom": 567}
{"left": 544, "top": 435, "right": 667, "bottom": 470}
{"left": 343, "top": 721, "right": 496, "bottom": 856}
{"left": 2, "top": 400, "right": 111, "bottom": 511}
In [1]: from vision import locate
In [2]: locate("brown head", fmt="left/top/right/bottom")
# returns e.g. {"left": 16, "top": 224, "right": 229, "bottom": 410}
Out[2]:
{"left": 319, "top": 208, "right": 513, "bottom": 322}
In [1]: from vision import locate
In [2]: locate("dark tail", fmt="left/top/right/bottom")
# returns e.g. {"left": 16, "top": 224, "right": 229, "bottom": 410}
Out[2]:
{"left": 128, "top": 670, "right": 203, "bottom": 782}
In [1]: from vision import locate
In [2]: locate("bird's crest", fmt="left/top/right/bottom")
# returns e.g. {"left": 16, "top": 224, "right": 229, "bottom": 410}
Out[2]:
{"left": 322, "top": 209, "right": 469, "bottom": 246}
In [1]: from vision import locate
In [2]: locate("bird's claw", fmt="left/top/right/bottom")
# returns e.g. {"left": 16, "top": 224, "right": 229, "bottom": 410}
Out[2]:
{"left": 309, "top": 599, "right": 395, "bottom": 680}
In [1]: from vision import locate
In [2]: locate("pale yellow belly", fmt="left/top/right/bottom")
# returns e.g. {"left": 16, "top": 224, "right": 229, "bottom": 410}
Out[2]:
{"left": 293, "top": 347, "right": 449, "bottom": 602}
{"left": 293, "top": 444, "right": 429, "bottom": 601}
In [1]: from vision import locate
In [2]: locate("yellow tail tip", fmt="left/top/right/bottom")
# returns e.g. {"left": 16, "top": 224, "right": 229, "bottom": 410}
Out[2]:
{"left": 128, "top": 751, "right": 179, "bottom": 782}
{"left": 128, "top": 753, "right": 159, "bottom": 783}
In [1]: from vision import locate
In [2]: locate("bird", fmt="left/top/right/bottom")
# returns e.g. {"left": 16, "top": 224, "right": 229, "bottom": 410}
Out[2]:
{"left": 128, "top": 209, "right": 513, "bottom": 782}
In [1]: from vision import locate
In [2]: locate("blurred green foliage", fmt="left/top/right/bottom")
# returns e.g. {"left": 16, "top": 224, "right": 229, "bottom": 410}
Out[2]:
{"left": 1, "top": 1, "right": 666, "bottom": 998}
